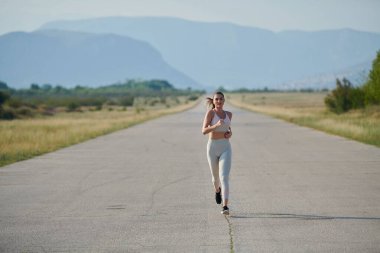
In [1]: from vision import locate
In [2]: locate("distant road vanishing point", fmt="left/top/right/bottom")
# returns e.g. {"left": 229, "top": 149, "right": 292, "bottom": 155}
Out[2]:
{"left": 1, "top": 102, "right": 380, "bottom": 252}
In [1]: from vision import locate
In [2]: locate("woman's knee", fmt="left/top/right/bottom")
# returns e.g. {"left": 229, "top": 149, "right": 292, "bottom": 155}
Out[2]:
{"left": 220, "top": 175, "right": 229, "bottom": 184}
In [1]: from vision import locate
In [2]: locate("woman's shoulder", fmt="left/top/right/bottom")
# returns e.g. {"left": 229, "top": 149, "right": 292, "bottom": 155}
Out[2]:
{"left": 225, "top": 110, "right": 232, "bottom": 118}
{"left": 207, "top": 109, "right": 215, "bottom": 115}
{"left": 205, "top": 109, "right": 215, "bottom": 118}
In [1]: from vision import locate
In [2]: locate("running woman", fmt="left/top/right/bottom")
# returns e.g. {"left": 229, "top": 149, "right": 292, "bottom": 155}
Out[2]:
{"left": 202, "top": 91, "right": 232, "bottom": 215}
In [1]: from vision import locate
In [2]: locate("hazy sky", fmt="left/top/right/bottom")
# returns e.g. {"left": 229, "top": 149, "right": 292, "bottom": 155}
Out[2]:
{"left": 1, "top": 0, "right": 380, "bottom": 36}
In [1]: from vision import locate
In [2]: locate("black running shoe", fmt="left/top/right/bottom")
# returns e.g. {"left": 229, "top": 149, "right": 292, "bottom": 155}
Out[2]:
{"left": 215, "top": 187, "right": 222, "bottom": 204}
{"left": 221, "top": 206, "right": 229, "bottom": 215}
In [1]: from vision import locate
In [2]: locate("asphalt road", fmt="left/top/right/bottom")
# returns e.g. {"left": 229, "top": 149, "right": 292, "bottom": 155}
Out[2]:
{"left": 1, "top": 102, "right": 380, "bottom": 252}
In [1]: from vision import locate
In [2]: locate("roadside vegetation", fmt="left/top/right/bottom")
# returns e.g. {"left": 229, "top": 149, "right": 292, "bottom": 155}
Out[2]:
{"left": 0, "top": 80, "right": 203, "bottom": 167}
{"left": 324, "top": 51, "right": 380, "bottom": 113}
{"left": 228, "top": 51, "right": 380, "bottom": 147}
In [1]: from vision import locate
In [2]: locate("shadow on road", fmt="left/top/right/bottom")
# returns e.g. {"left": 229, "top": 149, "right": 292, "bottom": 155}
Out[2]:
{"left": 230, "top": 213, "right": 380, "bottom": 221}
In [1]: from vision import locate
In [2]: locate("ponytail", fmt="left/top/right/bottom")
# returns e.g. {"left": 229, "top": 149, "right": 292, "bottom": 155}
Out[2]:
{"left": 206, "top": 97, "right": 215, "bottom": 109}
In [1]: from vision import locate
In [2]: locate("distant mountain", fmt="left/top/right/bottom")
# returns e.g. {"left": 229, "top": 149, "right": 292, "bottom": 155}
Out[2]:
{"left": 40, "top": 16, "right": 380, "bottom": 89}
{"left": 0, "top": 29, "right": 201, "bottom": 89}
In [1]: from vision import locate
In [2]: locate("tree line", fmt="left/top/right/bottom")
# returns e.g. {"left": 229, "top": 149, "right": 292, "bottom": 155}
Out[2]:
{"left": 0, "top": 80, "right": 203, "bottom": 119}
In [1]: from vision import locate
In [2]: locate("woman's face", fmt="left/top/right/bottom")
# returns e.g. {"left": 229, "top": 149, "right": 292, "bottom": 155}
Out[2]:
{"left": 213, "top": 94, "right": 225, "bottom": 108}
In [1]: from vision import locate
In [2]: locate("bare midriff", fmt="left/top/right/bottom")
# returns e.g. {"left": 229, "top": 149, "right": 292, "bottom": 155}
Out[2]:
{"left": 210, "top": 131, "right": 228, "bottom": 140}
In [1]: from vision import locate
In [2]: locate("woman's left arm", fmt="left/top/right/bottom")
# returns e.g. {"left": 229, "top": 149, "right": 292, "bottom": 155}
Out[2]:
{"left": 224, "top": 112, "right": 233, "bottom": 139}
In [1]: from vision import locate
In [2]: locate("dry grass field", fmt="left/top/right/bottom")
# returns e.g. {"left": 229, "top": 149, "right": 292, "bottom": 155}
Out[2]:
{"left": 0, "top": 97, "right": 199, "bottom": 167}
{"left": 227, "top": 92, "right": 380, "bottom": 148}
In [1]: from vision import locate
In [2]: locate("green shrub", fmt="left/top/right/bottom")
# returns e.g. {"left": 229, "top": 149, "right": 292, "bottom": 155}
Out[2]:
{"left": 135, "top": 107, "right": 145, "bottom": 114}
{"left": 0, "top": 108, "right": 16, "bottom": 120}
{"left": 119, "top": 96, "right": 134, "bottom": 106}
{"left": 363, "top": 51, "right": 380, "bottom": 105}
{"left": 16, "top": 106, "right": 34, "bottom": 117}
{"left": 350, "top": 87, "right": 365, "bottom": 109}
{"left": 0, "top": 91, "right": 10, "bottom": 107}
{"left": 106, "top": 100, "right": 118, "bottom": 106}
{"left": 324, "top": 78, "right": 365, "bottom": 113}
{"left": 67, "top": 102, "right": 80, "bottom": 112}
{"left": 6, "top": 97, "right": 24, "bottom": 108}
{"left": 188, "top": 95, "right": 199, "bottom": 101}
{"left": 160, "top": 96, "right": 167, "bottom": 104}
{"left": 149, "top": 99, "right": 159, "bottom": 106}
{"left": 40, "top": 106, "right": 56, "bottom": 116}
{"left": 95, "top": 104, "right": 102, "bottom": 111}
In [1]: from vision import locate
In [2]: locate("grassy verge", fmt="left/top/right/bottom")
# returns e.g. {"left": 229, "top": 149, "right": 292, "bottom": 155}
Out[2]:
{"left": 227, "top": 93, "right": 380, "bottom": 147}
{"left": 0, "top": 97, "right": 199, "bottom": 167}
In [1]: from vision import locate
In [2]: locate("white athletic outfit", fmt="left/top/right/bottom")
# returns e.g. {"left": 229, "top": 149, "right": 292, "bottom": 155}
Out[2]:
{"left": 206, "top": 110, "right": 232, "bottom": 200}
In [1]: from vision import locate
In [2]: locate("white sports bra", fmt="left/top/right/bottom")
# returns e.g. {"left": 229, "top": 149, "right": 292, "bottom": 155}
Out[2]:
{"left": 211, "top": 110, "right": 231, "bottom": 132}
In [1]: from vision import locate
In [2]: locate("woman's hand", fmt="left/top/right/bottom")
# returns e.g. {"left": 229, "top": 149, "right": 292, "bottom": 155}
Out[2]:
{"left": 224, "top": 130, "right": 232, "bottom": 139}
{"left": 215, "top": 119, "right": 224, "bottom": 127}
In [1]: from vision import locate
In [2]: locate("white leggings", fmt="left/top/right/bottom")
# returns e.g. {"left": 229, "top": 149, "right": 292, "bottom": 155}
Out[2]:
{"left": 207, "top": 139, "right": 232, "bottom": 200}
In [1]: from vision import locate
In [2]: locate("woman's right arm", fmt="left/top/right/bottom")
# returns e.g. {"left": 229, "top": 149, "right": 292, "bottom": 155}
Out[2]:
{"left": 202, "top": 110, "right": 221, "bottom": 135}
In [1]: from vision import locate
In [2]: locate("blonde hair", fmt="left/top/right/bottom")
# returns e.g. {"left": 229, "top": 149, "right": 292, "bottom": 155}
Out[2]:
{"left": 206, "top": 91, "right": 225, "bottom": 109}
